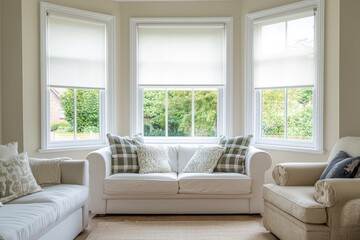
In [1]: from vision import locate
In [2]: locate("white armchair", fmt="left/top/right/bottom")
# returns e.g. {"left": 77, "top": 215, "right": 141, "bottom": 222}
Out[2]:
{"left": 263, "top": 137, "right": 360, "bottom": 240}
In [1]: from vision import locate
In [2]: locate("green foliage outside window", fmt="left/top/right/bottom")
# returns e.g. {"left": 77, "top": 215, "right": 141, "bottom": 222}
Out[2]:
{"left": 261, "top": 88, "right": 313, "bottom": 140}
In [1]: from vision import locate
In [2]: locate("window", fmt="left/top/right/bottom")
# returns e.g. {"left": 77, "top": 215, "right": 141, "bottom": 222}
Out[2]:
{"left": 246, "top": 0, "right": 324, "bottom": 152}
{"left": 40, "top": 3, "right": 114, "bottom": 151}
{"left": 130, "top": 18, "right": 233, "bottom": 143}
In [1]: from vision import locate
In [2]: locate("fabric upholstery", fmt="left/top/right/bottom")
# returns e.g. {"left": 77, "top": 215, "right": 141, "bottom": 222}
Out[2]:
{"left": 137, "top": 144, "right": 172, "bottom": 173}
{"left": 178, "top": 172, "right": 251, "bottom": 194}
{"left": 29, "top": 157, "right": 70, "bottom": 186}
{"left": 0, "top": 203, "right": 58, "bottom": 240}
{"left": 182, "top": 146, "right": 225, "bottom": 173}
{"left": 214, "top": 135, "right": 251, "bottom": 173}
{"left": 177, "top": 145, "right": 198, "bottom": 173}
{"left": 263, "top": 184, "right": 327, "bottom": 224}
{"left": 104, "top": 172, "right": 179, "bottom": 195}
{"left": 9, "top": 184, "right": 88, "bottom": 220}
{"left": 0, "top": 142, "right": 18, "bottom": 159}
{"left": 327, "top": 136, "right": 360, "bottom": 162}
{"left": 107, "top": 133, "right": 143, "bottom": 173}
{"left": 0, "top": 153, "right": 42, "bottom": 203}
{"left": 272, "top": 162, "right": 328, "bottom": 186}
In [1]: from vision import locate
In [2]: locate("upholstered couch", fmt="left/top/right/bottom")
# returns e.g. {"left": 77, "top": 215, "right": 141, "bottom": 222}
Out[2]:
{"left": 0, "top": 160, "right": 89, "bottom": 240}
{"left": 263, "top": 137, "right": 360, "bottom": 240}
{"left": 87, "top": 145, "right": 272, "bottom": 214}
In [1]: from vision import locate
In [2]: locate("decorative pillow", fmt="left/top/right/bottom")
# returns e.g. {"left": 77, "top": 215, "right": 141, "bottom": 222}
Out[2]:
{"left": 0, "top": 153, "right": 42, "bottom": 203}
{"left": 29, "top": 157, "right": 70, "bottom": 186}
{"left": 137, "top": 145, "right": 171, "bottom": 174}
{"left": 214, "top": 135, "right": 252, "bottom": 174}
{"left": 182, "top": 146, "right": 225, "bottom": 173}
{"left": 107, "top": 133, "right": 144, "bottom": 173}
{"left": 323, "top": 155, "right": 360, "bottom": 179}
{"left": 0, "top": 142, "right": 18, "bottom": 159}
{"left": 320, "top": 151, "right": 350, "bottom": 179}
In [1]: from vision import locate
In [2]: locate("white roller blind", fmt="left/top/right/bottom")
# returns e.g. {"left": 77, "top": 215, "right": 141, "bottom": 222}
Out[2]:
{"left": 254, "top": 9, "right": 315, "bottom": 89}
{"left": 47, "top": 14, "right": 106, "bottom": 89}
{"left": 138, "top": 25, "right": 225, "bottom": 86}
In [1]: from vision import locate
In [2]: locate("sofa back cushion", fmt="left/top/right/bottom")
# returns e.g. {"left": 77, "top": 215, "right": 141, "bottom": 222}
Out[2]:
{"left": 178, "top": 145, "right": 204, "bottom": 173}
{"left": 164, "top": 145, "right": 178, "bottom": 172}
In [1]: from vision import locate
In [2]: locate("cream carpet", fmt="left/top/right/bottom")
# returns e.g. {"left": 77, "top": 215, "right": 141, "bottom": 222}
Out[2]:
{"left": 84, "top": 216, "right": 277, "bottom": 240}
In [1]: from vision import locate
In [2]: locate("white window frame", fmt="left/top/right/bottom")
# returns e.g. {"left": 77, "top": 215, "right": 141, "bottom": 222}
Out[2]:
{"left": 130, "top": 17, "right": 233, "bottom": 144}
{"left": 40, "top": 2, "right": 115, "bottom": 152}
{"left": 245, "top": 0, "right": 324, "bottom": 153}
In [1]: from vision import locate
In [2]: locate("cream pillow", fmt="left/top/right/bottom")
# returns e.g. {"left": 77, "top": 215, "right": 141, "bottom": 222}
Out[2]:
{"left": 29, "top": 157, "right": 71, "bottom": 186}
{"left": 137, "top": 144, "right": 171, "bottom": 174}
{"left": 182, "top": 146, "right": 226, "bottom": 173}
{"left": 0, "top": 153, "right": 42, "bottom": 203}
{"left": 0, "top": 142, "right": 18, "bottom": 159}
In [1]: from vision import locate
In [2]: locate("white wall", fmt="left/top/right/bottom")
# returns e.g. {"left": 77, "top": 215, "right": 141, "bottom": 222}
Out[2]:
{"left": 2, "top": 0, "right": 342, "bottom": 183}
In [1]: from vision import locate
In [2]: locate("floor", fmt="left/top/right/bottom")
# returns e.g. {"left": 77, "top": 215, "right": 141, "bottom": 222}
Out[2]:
{"left": 75, "top": 214, "right": 275, "bottom": 240}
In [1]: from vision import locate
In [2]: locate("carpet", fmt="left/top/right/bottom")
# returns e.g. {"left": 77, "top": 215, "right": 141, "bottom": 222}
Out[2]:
{"left": 86, "top": 220, "right": 277, "bottom": 240}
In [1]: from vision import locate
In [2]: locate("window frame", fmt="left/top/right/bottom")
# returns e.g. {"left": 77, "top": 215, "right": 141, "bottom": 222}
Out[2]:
{"left": 245, "top": 0, "right": 324, "bottom": 153}
{"left": 40, "top": 2, "right": 115, "bottom": 152}
{"left": 130, "top": 17, "right": 233, "bottom": 144}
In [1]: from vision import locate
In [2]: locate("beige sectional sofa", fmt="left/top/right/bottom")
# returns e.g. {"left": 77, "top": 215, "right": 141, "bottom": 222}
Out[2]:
{"left": 87, "top": 145, "right": 272, "bottom": 214}
{"left": 0, "top": 160, "right": 89, "bottom": 240}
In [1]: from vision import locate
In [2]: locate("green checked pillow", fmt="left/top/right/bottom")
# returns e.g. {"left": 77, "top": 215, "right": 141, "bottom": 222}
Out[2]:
{"left": 214, "top": 135, "right": 252, "bottom": 174}
{"left": 107, "top": 133, "right": 144, "bottom": 174}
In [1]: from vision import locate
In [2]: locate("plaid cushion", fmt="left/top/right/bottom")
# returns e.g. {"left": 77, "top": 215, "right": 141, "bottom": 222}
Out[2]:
{"left": 214, "top": 135, "right": 252, "bottom": 174}
{"left": 107, "top": 133, "right": 144, "bottom": 174}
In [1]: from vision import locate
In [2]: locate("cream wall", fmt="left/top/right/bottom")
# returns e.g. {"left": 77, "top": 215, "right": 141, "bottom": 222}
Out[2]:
{"left": 339, "top": 0, "right": 360, "bottom": 137}
{"left": 0, "top": 0, "right": 2, "bottom": 143}
{"left": 1, "top": 0, "right": 24, "bottom": 151}
{"left": 3, "top": 0, "right": 341, "bottom": 183}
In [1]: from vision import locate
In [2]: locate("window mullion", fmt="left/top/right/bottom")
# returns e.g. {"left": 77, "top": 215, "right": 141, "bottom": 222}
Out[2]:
{"left": 191, "top": 89, "right": 195, "bottom": 137}
{"left": 284, "top": 88, "right": 288, "bottom": 140}
{"left": 165, "top": 89, "right": 168, "bottom": 137}
{"left": 74, "top": 89, "right": 77, "bottom": 140}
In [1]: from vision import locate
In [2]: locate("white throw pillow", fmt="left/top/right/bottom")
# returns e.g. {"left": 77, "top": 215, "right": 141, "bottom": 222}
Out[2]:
{"left": 137, "top": 144, "right": 172, "bottom": 174}
{"left": 0, "top": 142, "right": 18, "bottom": 159}
{"left": 0, "top": 153, "right": 42, "bottom": 203}
{"left": 182, "top": 146, "right": 226, "bottom": 173}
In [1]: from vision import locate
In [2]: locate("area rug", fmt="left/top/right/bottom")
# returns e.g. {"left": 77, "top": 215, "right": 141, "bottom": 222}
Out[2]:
{"left": 86, "top": 221, "right": 276, "bottom": 240}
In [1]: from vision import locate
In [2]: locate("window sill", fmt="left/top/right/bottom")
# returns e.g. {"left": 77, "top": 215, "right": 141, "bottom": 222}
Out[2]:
{"left": 253, "top": 143, "right": 324, "bottom": 154}
{"left": 38, "top": 144, "right": 107, "bottom": 153}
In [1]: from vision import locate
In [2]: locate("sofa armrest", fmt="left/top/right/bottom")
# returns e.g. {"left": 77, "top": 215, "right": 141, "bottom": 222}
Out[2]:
{"left": 246, "top": 146, "right": 272, "bottom": 177}
{"left": 86, "top": 147, "right": 112, "bottom": 214}
{"left": 314, "top": 179, "right": 360, "bottom": 207}
{"left": 272, "top": 162, "right": 327, "bottom": 186}
{"left": 245, "top": 146, "right": 272, "bottom": 213}
{"left": 60, "top": 160, "right": 89, "bottom": 186}
{"left": 314, "top": 179, "right": 360, "bottom": 227}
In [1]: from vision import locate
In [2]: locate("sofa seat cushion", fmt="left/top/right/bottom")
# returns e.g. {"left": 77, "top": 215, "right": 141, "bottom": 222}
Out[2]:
{"left": 8, "top": 184, "right": 88, "bottom": 219}
{"left": 104, "top": 172, "right": 179, "bottom": 195}
{"left": 263, "top": 184, "right": 327, "bottom": 224}
{"left": 178, "top": 173, "right": 251, "bottom": 194}
{"left": 0, "top": 203, "right": 57, "bottom": 240}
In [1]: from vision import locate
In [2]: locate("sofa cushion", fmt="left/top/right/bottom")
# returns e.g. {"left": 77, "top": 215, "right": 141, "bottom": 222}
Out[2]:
{"left": 178, "top": 172, "right": 251, "bottom": 194}
{"left": 182, "top": 146, "right": 225, "bottom": 173}
{"left": 0, "top": 142, "right": 18, "bottom": 159}
{"left": 0, "top": 153, "right": 42, "bottom": 203}
{"left": 263, "top": 184, "right": 327, "bottom": 224}
{"left": 104, "top": 172, "right": 179, "bottom": 195}
{"left": 214, "top": 135, "right": 251, "bottom": 174}
{"left": 137, "top": 144, "right": 172, "bottom": 174}
{"left": 107, "top": 133, "right": 143, "bottom": 174}
{"left": 0, "top": 203, "right": 57, "bottom": 240}
{"left": 8, "top": 184, "right": 88, "bottom": 219}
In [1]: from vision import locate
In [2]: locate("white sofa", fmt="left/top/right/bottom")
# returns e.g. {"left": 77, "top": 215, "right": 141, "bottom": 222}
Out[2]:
{"left": 0, "top": 160, "right": 89, "bottom": 240}
{"left": 87, "top": 145, "right": 272, "bottom": 214}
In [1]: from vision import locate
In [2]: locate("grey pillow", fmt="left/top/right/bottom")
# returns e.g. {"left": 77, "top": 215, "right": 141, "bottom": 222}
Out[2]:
{"left": 0, "top": 142, "right": 18, "bottom": 159}
{"left": 324, "top": 156, "right": 360, "bottom": 179}
{"left": 137, "top": 144, "right": 171, "bottom": 174}
{"left": 320, "top": 151, "right": 350, "bottom": 179}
